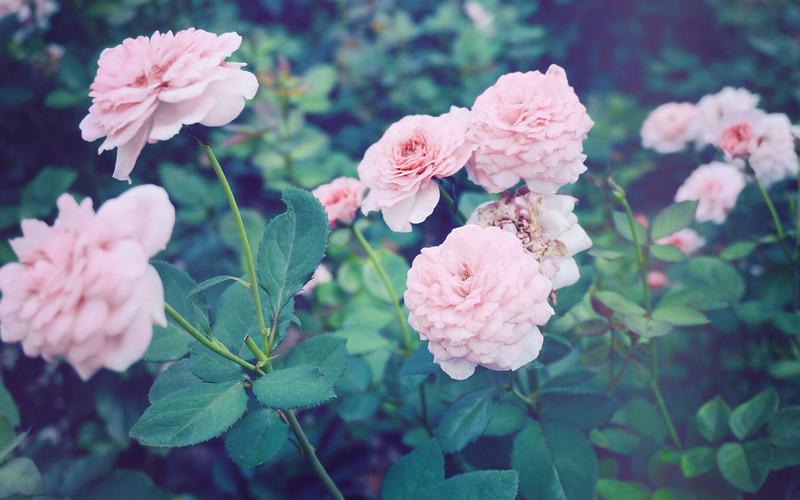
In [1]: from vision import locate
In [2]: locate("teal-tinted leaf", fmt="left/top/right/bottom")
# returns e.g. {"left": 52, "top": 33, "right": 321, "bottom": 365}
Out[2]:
{"left": 649, "top": 244, "right": 686, "bottom": 262}
{"left": 623, "top": 315, "right": 673, "bottom": 338}
{"left": 381, "top": 437, "right": 444, "bottom": 500}
{"left": 538, "top": 335, "right": 572, "bottom": 364}
{"left": 212, "top": 283, "right": 271, "bottom": 355}
{"left": 159, "top": 165, "right": 209, "bottom": 206}
{"left": 399, "top": 343, "right": 437, "bottom": 377}
{"left": 362, "top": 249, "right": 409, "bottom": 303}
{"left": 188, "top": 275, "right": 250, "bottom": 296}
{"left": 257, "top": 188, "right": 328, "bottom": 317}
{"left": 767, "top": 407, "right": 800, "bottom": 448}
{"left": 0, "top": 432, "right": 26, "bottom": 463}
{"left": 143, "top": 325, "right": 191, "bottom": 362}
{"left": 554, "top": 266, "right": 594, "bottom": 314}
{"left": 687, "top": 257, "right": 745, "bottom": 303}
{"left": 651, "top": 201, "right": 698, "bottom": 240}
{"left": 484, "top": 403, "right": 526, "bottom": 437}
{"left": 680, "top": 447, "right": 716, "bottom": 478}
{"left": 720, "top": 241, "right": 757, "bottom": 261}
{"left": 224, "top": 409, "right": 288, "bottom": 468}
{"left": 512, "top": 420, "right": 597, "bottom": 500}
{"left": 333, "top": 329, "right": 393, "bottom": 355}
{"left": 428, "top": 470, "right": 518, "bottom": 500}
{"left": 148, "top": 359, "right": 200, "bottom": 403}
{"left": 588, "top": 248, "right": 624, "bottom": 260}
{"left": 339, "top": 394, "right": 380, "bottom": 422}
{"left": 594, "top": 291, "right": 646, "bottom": 316}
{"left": 130, "top": 379, "right": 247, "bottom": 447}
{"left": 539, "top": 388, "right": 620, "bottom": 429}
{"left": 435, "top": 388, "right": 494, "bottom": 453}
{"left": 220, "top": 209, "right": 266, "bottom": 257}
{"left": 770, "top": 446, "right": 800, "bottom": 470}
{"left": 252, "top": 365, "right": 335, "bottom": 410}
{"left": 612, "top": 211, "right": 647, "bottom": 243}
{"left": 696, "top": 396, "right": 731, "bottom": 443}
{"left": 189, "top": 343, "right": 242, "bottom": 383}
{"left": 716, "top": 440, "right": 772, "bottom": 493}
{"left": 20, "top": 167, "right": 78, "bottom": 218}
{"left": 774, "top": 311, "right": 800, "bottom": 335}
{"left": 86, "top": 470, "right": 166, "bottom": 500}
{"left": 0, "top": 381, "right": 20, "bottom": 428}
{"left": 729, "top": 387, "right": 779, "bottom": 440}
{"left": 590, "top": 428, "right": 640, "bottom": 455}
{"left": 652, "top": 305, "right": 709, "bottom": 326}
{"left": 596, "top": 479, "right": 649, "bottom": 500}
{"left": 0, "top": 457, "right": 44, "bottom": 497}
{"left": 152, "top": 261, "right": 207, "bottom": 328}
{"left": 284, "top": 335, "right": 348, "bottom": 384}
{"left": 571, "top": 320, "right": 610, "bottom": 338}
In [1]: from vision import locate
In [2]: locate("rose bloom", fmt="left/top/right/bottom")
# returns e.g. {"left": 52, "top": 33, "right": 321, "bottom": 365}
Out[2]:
{"left": 466, "top": 65, "right": 594, "bottom": 194}
{"left": 640, "top": 102, "right": 697, "bottom": 154}
{"left": 0, "top": 185, "right": 175, "bottom": 380}
{"left": 358, "top": 106, "right": 474, "bottom": 232}
{"left": 404, "top": 225, "right": 554, "bottom": 380}
{"left": 300, "top": 265, "right": 332, "bottom": 296}
{"left": 675, "top": 162, "right": 746, "bottom": 224}
{"left": 656, "top": 228, "right": 705, "bottom": 256}
{"left": 80, "top": 29, "right": 259, "bottom": 182}
{"left": 467, "top": 187, "right": 592, "bottom": 289}
{"left": 312, "top": 177, "right": 365, "bottom": 227}
{"left": 747, "top": 113, "right": 799, "bottom": 187}
{"left": 464, "top": 1, "right": 494, "bottom": 36}
{"left": 647, "top": 271, "right": 668, "bottom": 289}
{"left": 687, "top": 87, "right": 760, "bottom": 146}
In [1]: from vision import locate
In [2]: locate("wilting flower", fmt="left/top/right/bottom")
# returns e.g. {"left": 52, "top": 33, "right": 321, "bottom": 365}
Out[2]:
{"left": 80, "top": 29, "right": 259, "bottom": 182}
{"left": 647, "top": 271, "right": 668, "bottom": 289}
{"left": 640, "top": 102, "right": 696, "bottom": 153}
{"left": 0, "top": 185, "right": 175, "bottom": 380}
{"left": 675, "top": 162, "right": 746, "bottom": 224}
{"left": 404, "top": 225, "right": 554, "bottom": 380}
{"left": 300, "top": 265, "right": 332, "bottom": 296}
{"left": 656, "top": 228, "right": 705, "bottom": 256}
{"left": 312, "top": 177, "right": 365, "bottom": 227}
{"left": 358, "top": 107, "right": 474, "bottom": 232}
{"left": 466, "top": 65, "right": 594, "bottom": 194}
{"left": 688, "top": 87, "right": 760, "bottom": 146}
{"left": 468, "top": 187, "right": 592, "bottom": 289}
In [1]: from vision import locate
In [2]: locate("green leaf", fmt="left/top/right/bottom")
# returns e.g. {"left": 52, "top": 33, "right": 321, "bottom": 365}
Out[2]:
{"left": 284, "top": 335, "right": 348, "bottom": 384}
{"left": 680, "top": 447, "right": 716, "bottom": 478}
{"left": 594, "top": 291, "right": 646, "bottom": 316}
{"left": 651, "top": 201, "right": 698, "bottom": 240}
{"left": 381, "top": 437, "right": 444, "bottom": 500}
{"left": 333, "top": 329, "right": 393, "bottom": 355}
{"left": 159, "top": 165, "right": 209, "bottom": 206}
{"left": 362, "top": 249, "right": 409, "bottom": 303}
{"left": 20, "top": 167, "right": 78, "bottom": 218}
{"left": 729, "top": 387, "right": 779, "bottom": 440}
{"left": 596, "top": 479, "right": 649, "bottom": 500}
{"left": 0, "top": 381, "right": 20, "bottom": 428}
{"left": 696, "top": 396, "right": 731, "bottom": 443}
{"left": 774, "top": 311, "right": 800, "bottom": 335}
{"left": 720, "top": 241, "right": 757, "bottom": 261}
{"left": 623, "top": 315, "right": 673, "bottom": 338}
{"left": 652, "top": 305, "right": 709, "bottom": 326}
{"left": 339, "top": 394, "right": 380, "bottom": 422}
{"left": 143, "top": 325, "right": 191, "bottom": 362}
{"left": 484, "top": 403, "right": 527, "bottom": 437}
{"left": 770, "top": 446, "right": 800, "bottom": 470}
{"left": 767, "top": 407, "right": 800, "bottom": 448}
{"left": 257, "top": 188, "right": 329, "bottom": 317}
{"left": 512, "top": 420, "right": 597, "bottom": 500}
{"left": 649, "top": 244, "right": 686, "bottom": 262}
{"left": 612, "top": 211, "right": 647, "bottom": 243}
{"left": 188, "top": 275, "right": 250, "bottom": 296}
{"left": 400, "top": 344, "right": 437, "bottom": 377}
{"left": 189, "top": 343, "right": 243, "bottom": 383}
{"left": 435, "top": 388, "right": 494, "bottom": 453}
{"left": 224, "top": 409, "right": 288, "bottom": 468}
{"left": 539, "top": 388, "right": 620, "bottom": 429}
{"left": 148, "top": 359, "right": 199, "bottom": 403}
{"left": 212, "top": 283, "right": 271, "bottom": 355}
{"left": 538, "top": 335, "right": 572, "bottom": 364}
{"left": 687, "top": 257, "right": 745, "bottom": 304}
{"left": 428, "top": 470, "right": 518, "bottom": 500}
{"left": 86, "top": 470, "right": 166, "bottom": 500}
{"left": 716, "top": 441, "right": 772, "bottom": 493}
{"left": 0, "top": 457, "right": 44, "bottom": 497}
{"left": 130, "top": 379, "right": 247, "bottom": 447}
{"left": 152, "top": 261, "right": 207, "bottom": 329}
{"left": 652, "top": 488, "right": 698, "bottom": 500}
{"left": 252, "top": 365, "right": 335, "bottom": 409}
{"left": 0, "top": 432, "right": 26, "bottom": 463}
{"left": 554, "top": 266, "right": 594, "bottom": 314}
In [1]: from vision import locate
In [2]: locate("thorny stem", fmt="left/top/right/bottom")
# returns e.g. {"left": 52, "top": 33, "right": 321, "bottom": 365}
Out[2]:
{"left": 351, "top": 224, "right": 414, "bottom": 354}
{"left": 201, "top": 143, "right": 270, "bottom": 368}
{"left": 438, "top": 183, "right": 468, "bottom": 224}
{"left": 285, "top": 411, "right": 345, "bottom": 500}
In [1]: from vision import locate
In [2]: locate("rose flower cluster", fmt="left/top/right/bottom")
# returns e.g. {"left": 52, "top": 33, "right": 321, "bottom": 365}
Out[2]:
{"left": 313, "top": 65, "right": 594, "bottom": 379}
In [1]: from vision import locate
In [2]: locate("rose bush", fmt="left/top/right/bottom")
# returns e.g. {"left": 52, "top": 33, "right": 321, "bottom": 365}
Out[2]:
{"left": 0, "top": 2, "right": 799, "bottom": 500}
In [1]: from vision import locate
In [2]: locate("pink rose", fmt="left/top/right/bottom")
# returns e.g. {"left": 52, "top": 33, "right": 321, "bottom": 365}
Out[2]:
{"left": 80, "top": 29, "right": 259, "bottom": 182}
{"left": 312, "top": 177, "right": 365, "bottom": 227}
{"left": 358, "top": 106, "right": 474, "bottom": 232}
{"left": 640, "top": 102, "right": 696, "bottom": 154}
{"left": 687, "top": 87, "right": 760, "bottom": 146}
{"left": 466, "top": 65, "right": 594, "bottom": 194}
{"left": 634, "top": 213, "right": 649, "bottom": 229}
{"left": 0, "top": 185, "right": 175, "bottom": 380}
{"left": 718, "top": 122, "right": 754, "bottom": 159}
{"left": 747, "top": 113, "right": 799, "bottom": 187}
{"left": 656, "top": 228, "right": 705, "bottom": 256}
{"left": 647, "top": 271, "right": 668, "bottom": 289}
{"left": 675, "top": 162, "right": 745, "bottom": 224}
{"left": 404, "top": 225, "right": 554, "bottom": 380}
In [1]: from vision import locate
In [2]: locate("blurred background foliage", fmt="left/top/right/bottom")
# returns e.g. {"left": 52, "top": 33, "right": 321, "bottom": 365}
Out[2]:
{"left": 1, "top": 0, "right": 799, "bottom": 498}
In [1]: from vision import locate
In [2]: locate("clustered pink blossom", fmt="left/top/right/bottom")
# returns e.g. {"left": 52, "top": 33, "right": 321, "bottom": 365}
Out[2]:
{"left": 80, "top": 28, "right": 259, "bottom": 182}
{"left": 312, "top": 177, "right": 365, "bottom": 227}
{"left": 0, "top": 186, "right": 175, "bottom": 380}
{"left": 358, "top": 106, "right": 474, "bottom": 232}
{"left": 688, "top": 87, "right": 761, "bottom": 146}
{"left": 675, "top": 162, "right": 746, "bottom": 224}
{"left": 466, "top": 65, "right": 594, "bottom": 194}
{"left": 640, "top": 102, "right": 697, "bottom": 154}
{"left": 404, "top": 225, "right": 554, "bottom": 380}
{"left": 467, "top": 187, "right": 592, "bottom": 289}
{"left": 744, "top": 113, "right": 799, "bottom": 187}
{"left": 656, "top": 228, "right": 705, "bottom": 256}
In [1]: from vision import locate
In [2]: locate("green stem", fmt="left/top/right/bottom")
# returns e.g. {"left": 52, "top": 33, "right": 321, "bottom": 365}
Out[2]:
{"left": 285, "top": 411, "right": 345, "bottom": 500}
{"left": 650, "top": 342, "right": 682, "bottom": 450}
{"left": 438, "top": 184, "right": 467, "bottom": 224}
{"left": 351, "top": 224, "right": 414, "bottom": 353}
{"left": 607, "top": 337, "right": 638, "bottom": 394}
{"left": 618, "top": 192, "right": 652, "bottom": 312}
{"left": 201, "top": 143, "right": 269, "bottom": 366}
